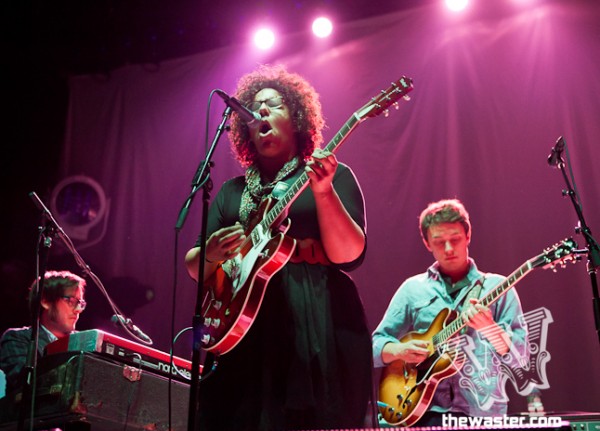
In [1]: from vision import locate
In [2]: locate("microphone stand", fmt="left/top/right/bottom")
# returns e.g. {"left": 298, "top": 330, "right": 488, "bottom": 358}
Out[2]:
{"left": 28, "top": 193, "right": 152, "bottom": 346}
{"left": 17, "top": 217, "right": 54, "bottom": 431}
{"left": 21, "top": 192, "right": 153, "bottom": 430}
{"left": 553, "top": 151, "right": 600, "bottom": 345}
{"left": 175, "top": 106, "right": 232, "bottom": 431}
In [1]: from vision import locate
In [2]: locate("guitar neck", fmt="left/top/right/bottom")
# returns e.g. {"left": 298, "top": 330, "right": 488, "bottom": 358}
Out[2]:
{"left": 435, "top": 260, "right": 534, "bottom": 347}
{"left": 479, "top": 261, "right": 533, "bottom": 308}
{"left": 252, "top": 75, "right": 414, "bottom": 237}
{"left": 258, "top": 114, "right": 362, "bottom": 231}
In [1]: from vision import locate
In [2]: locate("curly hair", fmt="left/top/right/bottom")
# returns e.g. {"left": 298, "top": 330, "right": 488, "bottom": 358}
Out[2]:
{"left": 419, "top": 198, "right": 471, "bottom": 242}
{"left": 229, "top": 64, "right": 324, "bottom": 167}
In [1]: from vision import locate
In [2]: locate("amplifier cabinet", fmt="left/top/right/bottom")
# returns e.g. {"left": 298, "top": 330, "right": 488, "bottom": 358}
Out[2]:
{"left": 29, "top": 352, "right": 189, "bottom": 430}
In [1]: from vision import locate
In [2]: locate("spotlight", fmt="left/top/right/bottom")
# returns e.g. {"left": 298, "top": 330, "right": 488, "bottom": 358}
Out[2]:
{"left": 445, "top": 0, "right": 469, "bottom": 12}
{"left": 312, "top": 17, "right": 333, "bottom": 38}
{"left": 253, "top": 27, "right": 276, "bottom": 50}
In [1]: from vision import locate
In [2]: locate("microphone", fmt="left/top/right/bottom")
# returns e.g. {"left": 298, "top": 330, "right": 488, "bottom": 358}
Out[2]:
{"left": 111, "top": 314, "right": 153, "bottom": 345}
{"left": 547, "top": 136, "right": 566, "bottom": 167}
{"left": 215, "top": 89, "right": 261, "bottom": 127}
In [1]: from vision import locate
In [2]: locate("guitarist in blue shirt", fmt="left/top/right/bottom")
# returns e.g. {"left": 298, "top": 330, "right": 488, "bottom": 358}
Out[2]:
{"left": 373, "top": 199, "right": 528, "bottom": 427}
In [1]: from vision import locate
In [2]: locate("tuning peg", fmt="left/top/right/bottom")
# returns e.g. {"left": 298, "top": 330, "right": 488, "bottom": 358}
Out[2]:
{"left": 403, "top": 95, "right": 411, "bottom": 101}
{"left": 384, "top": 109, "right": 390, "bottom": 118}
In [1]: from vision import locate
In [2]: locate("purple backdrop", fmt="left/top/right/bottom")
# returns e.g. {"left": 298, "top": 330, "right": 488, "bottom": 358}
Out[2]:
{"left": 48, "top": 0, "right": 599, "bottom": 413}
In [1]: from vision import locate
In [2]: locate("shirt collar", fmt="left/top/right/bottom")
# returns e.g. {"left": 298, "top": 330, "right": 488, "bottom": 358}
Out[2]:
{"left": 40, "top": 324, "right": 59, "bottom": 343}
{"left": 427, "top": 257, "right": 480, "bottom": 284}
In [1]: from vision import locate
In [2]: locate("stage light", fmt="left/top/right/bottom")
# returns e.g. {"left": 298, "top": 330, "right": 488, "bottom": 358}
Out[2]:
{"left": 253, "top": 27, "right": 276, "bottom": 50}
{"left": 510, "top": 0, "right": 538, "bottom": 5}
{"left": 445, "top": 0, "right": 469, "bottom": 12}
{"left": 312, "top": 17, "right": 333, "bottom": 38}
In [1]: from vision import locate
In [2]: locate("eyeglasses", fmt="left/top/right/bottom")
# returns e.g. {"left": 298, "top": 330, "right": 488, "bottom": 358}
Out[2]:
{"left": 61, "top": 296, "right": 87, "bottom": 311}
{"left": 246, "top": 96, "right": 284, "bottom": 113}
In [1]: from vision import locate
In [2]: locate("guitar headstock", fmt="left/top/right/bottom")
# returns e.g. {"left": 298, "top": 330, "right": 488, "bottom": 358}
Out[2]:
{"left": 531, "top": 238, "right": 579, "bottom": 271}
{"left": 355, "top": 76, "right": 414, "bottom": 121}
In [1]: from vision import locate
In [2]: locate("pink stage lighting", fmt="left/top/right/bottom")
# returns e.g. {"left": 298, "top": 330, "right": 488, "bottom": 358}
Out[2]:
{"left": 312, "top": 17, "right": 333, "bottom": 38}
{"left": 445, "top": 0, "right": 469, "bottom": 12}
{"left": 253, "top": 27, "right": 276, "bottom": 50}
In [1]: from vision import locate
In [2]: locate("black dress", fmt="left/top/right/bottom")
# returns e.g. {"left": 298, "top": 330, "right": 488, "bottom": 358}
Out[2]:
{"left": 195, "top": 162, "right": 373, "bottom": 431}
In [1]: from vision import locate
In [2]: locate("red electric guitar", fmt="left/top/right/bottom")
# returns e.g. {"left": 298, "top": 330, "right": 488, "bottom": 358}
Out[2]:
{"left": 199, "top": 76, "right": 414, "bottom": 355}
{"left": 377, "top": 238, "right": 578, "bottom": 427}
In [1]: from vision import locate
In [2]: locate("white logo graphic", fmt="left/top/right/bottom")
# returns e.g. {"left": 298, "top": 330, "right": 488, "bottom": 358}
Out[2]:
{"left": 453, "top": 307, "right": 553, "bottom": 410}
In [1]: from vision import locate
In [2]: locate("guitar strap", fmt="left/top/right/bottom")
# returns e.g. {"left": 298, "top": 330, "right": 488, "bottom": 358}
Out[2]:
{"left": 270, "top": 180, "right": 292, "bottom": 200}
{"left": 270, "top": 165, "right": 304, "bottom": 200}
{"left": 239, "top": 157, "right": 302, "bottom": 228}
{"left": 458, "top": 274, "right": 486, "bottom": 334}
{"left": 268, "top": 166, "right": 304, "bottom": 228}
{"left": 460, "top": 275, "right": 486, "bottom": 308}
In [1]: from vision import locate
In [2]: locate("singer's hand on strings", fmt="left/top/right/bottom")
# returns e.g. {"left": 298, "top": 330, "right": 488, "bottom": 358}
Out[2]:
{"left": 306, "top": 149, "right": 337, "bottom": 194}
{"left": 205, "top": 222, "right": 246, "bottom": 263}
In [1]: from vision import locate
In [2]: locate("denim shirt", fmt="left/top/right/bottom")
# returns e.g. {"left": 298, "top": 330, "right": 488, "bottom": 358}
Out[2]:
{"left": 372, "top": 259, "right": 528, "bottom": 416}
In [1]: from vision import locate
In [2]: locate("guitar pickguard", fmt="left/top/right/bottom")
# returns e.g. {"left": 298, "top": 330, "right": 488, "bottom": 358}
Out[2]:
{"left": 222, "top": 222, "right": 273, "bottom": 297}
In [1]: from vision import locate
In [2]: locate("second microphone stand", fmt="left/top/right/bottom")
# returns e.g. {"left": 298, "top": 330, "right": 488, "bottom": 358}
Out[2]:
{"left": 175, "top": 105, "right": 232, "bottom": 431}
{"left": 555, "top": 155, "right": 600, "bottom": 345}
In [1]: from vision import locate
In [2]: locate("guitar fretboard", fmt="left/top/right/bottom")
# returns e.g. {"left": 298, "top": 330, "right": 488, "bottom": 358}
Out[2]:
{"left": 433, "top": 260, "right": 534, "bottom": 348}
